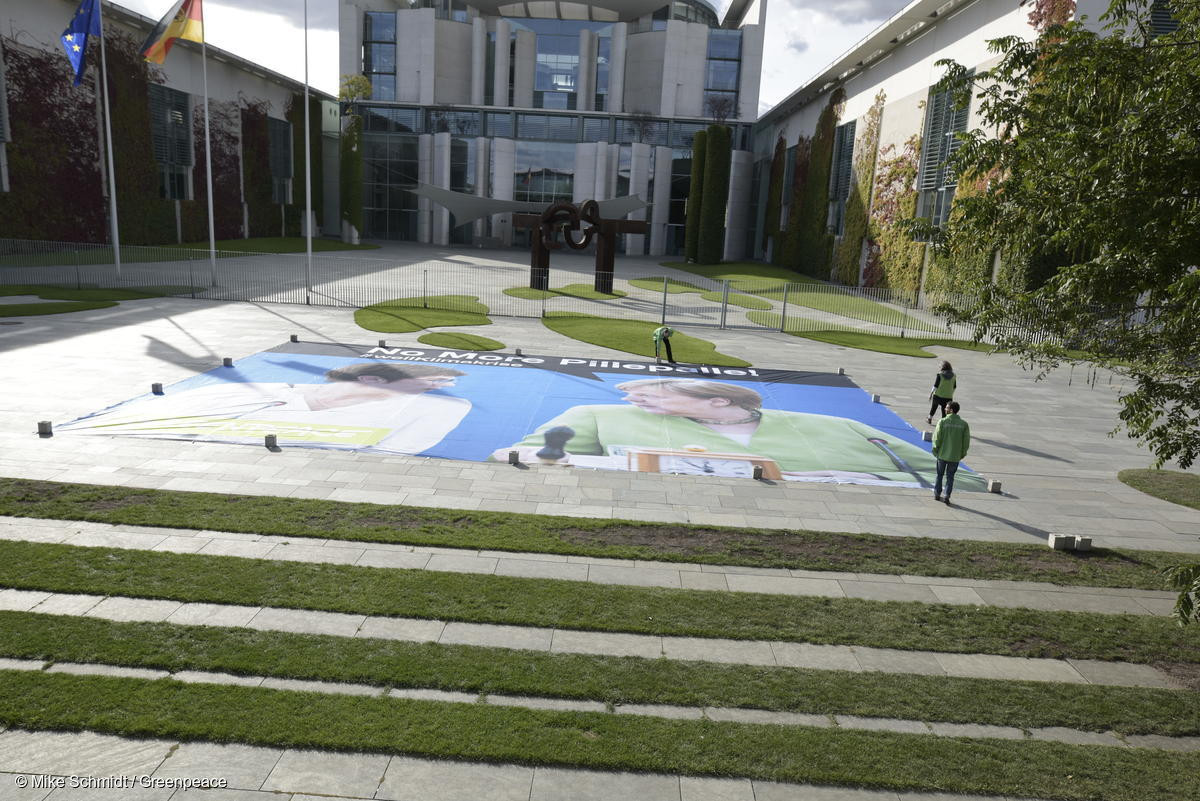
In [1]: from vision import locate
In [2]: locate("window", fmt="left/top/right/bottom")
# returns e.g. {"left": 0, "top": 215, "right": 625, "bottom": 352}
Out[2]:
{"left": 363, "top": 12, "right": 396, "bottom": 102}
{"left": 148, "top": 83, "right": 192, "bottom": 200}
{"left": 0, "top": 40, "right": 10, "bottom": 192}
{"left": 828, "top": 120, "right": 856, "bottom": 235}
{"left": 917, "top": 80, "right": 970, "bottom": 227}
{"left": 583, "top": 117, "right": 611, "bottom": 142}
{"left": 268, "top": 117, "right": 292, "bottom": 205}
{"left": 1150, "top": 0, "right": 1179, "bottom": 36}
{"left": 703, "top": 30, "right": 741, "bottom": 121}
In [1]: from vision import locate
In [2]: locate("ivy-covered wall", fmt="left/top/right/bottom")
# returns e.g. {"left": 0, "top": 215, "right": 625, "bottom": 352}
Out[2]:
{"left": 832, "top": 91, "right": 884, "bottom": 286}
{"left": 284, "top": 92, "right": 324, "bottom": 237}
{"left": 779, "top": 88, "right": 842, "bottom": 278}
{"left": 181, "top": 99, "right": 243, "bottom": 243}
{"left": 339, "top": 113, "right": 364, "bottom": 238}
{"left": 761, "top": 137, "right": 785, "bottom": 256}
{"left": 923, "top": 175, "right": 994, "bottom": 295}
{"left": 863, "top": 135, "right": 926, "bottom": 293}
{"left": 240, "top": 101, "right": 277, "bottom": 238}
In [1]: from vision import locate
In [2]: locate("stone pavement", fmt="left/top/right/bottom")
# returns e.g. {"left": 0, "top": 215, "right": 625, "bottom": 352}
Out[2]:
{"left": 0, "top": 516, "right": 1179, "bottom": 616}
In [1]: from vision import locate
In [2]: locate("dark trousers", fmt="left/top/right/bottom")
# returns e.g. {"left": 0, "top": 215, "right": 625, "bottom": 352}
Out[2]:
{"left": 657, "top": 339, "right": 675, "bottom": 362}
{"left": 935, "top": 459, "right": 960, "bottom": 498}
{"left": 929, "top": 395, "right": 950, "bottom": 418}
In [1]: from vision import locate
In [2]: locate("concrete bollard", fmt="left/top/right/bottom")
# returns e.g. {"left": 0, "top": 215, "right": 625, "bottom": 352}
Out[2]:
{"left": 222, "top": 357, "right": 233, "bottom": 367}
{"left": 151, "top": 383, "right": 164, "bottom": 395}
{"left": 264, "top": 434, "right": 278, "bottom": 449}
{"left": 508, "top": 450, "right": 520, "bottom": 465}
{"left": 838, "top": 368, "right": 845, "bottom": 375}
{"left": 752, "top": 465, "right": 764, "bottom": 480}
{"left": 290, "top": 334, "right": 299, "bottom": 342}
{"left": 1048, "top": 534, "right": 1074, "bottom": 550}
{"left": 987, "top": 480, "right": 1002, "bottom": 494}
{"left": 1073, "top": 536, "right": 1093, "bottom": 551}
{"left": 922, "top": 430, "right": 932, "bottom": 442}
{"left": 871, "top": 394, "right": 881, "bottom": 403}
{"left": 36, "top": 421, "right": 53, "bottom": 437}
{"left": 515, "top": 348, "right": 523, "bottom": 356}
{"left": 378, "top": 340, "right": 387, "bottom": 348}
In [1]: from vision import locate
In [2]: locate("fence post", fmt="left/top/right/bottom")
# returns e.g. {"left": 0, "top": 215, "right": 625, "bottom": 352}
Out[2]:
{"left": 72, "top": 250, "right": 82, "bottom": 290}
{"left": 779, "top": 283, "right": 790, "bottom": 333}
{"left": 661, "top": 276, "right": 668, "bottom": 325}
{"left": 719, "top": 280, "right": 730, "bottom": 330}
{"left": 188, "top": 249, "right": 196, "bottom": 299}
{"left": 423, "top": 269, "right": 428, "bottom": 308}
{"left": 900, "top": 292, "right": 909, "bottom": 339}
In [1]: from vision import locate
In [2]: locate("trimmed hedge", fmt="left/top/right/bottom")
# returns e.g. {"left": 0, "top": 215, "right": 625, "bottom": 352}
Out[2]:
{"left": 697, "top": 124, "right": 731, "bottom": 265}
{"left": 684, "top": 129, "right": 707, "bottom": 263}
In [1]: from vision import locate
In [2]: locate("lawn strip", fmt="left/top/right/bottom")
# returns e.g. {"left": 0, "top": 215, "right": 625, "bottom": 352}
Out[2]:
{"left": 0, "top": 478, "right": 1184, "bottom": 591}
{"left": 1, "top": 541, "right": 1195, "bottom": 665}
{"left": 0, "top": 671, "right": 1194, "bottom": 801}
{"left": 1118, "top": 469, "right": 1200, "bottom": 512}
{"left": 2, "top": 611, "right": 1195, "bottom": 736}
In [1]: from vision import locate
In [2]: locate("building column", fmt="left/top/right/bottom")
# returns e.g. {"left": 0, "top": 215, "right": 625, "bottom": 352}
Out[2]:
{"left": 491, "top": 137, "right": 515, "bottom": 246}
{"left": 418, "top": 133, "right": 433, "bottom": 243}
{"left": 471, "top": 17, "right": 487, "bottom": 106}
{"left": 474, "top": 136, "right": 491, "bottom": 241}
{"left": 608, "top": 143, "right": 621, "bottom": 198}
{"left": 574, "top": 142, "right": 596, "bottom": 203}
{"left": 608, "top": 22, "right": 627, "bottom": 114}
{"left": 626, "top": 142, "right": 651, "bottom": 255}
{"left": 433, "top": 131, "right": 451, "bottom": 246}
{"left": 593, "top": 142, "right": 609, "bottom": 200}
{"left": 513, "top": 29, "right": 536, "bottom": 109}
{"left": 649, "top": 145, "right": 672, "bottom": 256}
{"left": 724, "top": 149, "right": 753, "bottom": 261}
{"left": 577, "top": 30, "right": 596, "bottom": 112}
{"left": 493, "top": 19, "right": 511, "bottom": 107}
{"left": 737, "top": 24, "right": 764, "bottom": 123}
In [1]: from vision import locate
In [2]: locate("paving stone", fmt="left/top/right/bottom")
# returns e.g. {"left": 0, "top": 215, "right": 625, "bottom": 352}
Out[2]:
{"left": 1066, "top": 658, "right": 1179, "bottom": 689}
{"left": 244, "top": 607, "right": 365, "bottom": 638}
{"left": 928, "top": 585, "right": 986, "bottom": 605}
{"left": 355, "top": 550, "right": 433, "bottom": 570}
{"left": 260, "top": 748, "right": 389, "bottom": 797}
{"left": 770, "top": 642, "right": 862, "bottom": 672}
{"left": 440, "top": 622, "right": 553, "bottom": 651}
{"left": 704, "top": 708, "right": 831, "bottom": 728}
{"left": 0, "top": 730, "right": 174, "bottom": 778}
{"left": 837, "top": 581, "right": 939, "bottom": 603}
{"left": 153, "top": 741, "right": 283, "bottom": 791}
{"left": 63, "top": 530, "right": 168, "bottom": 550}
{"left": 530, "top": 766, "right": 679, "bottom": 801}
{"left": 150, "top": 536, "right": 208, "bottom": 553}
{"left": 661, "top": 636, "right": 776, "bottom": 666}
{"left": 680, "top": 571, "right": 730, "bottom": 591}
{"left": 587, "top": 564, "right": 680, "bottom": 588}
{"left": 356, "top": 616, "right": 446, "bottom": 643}
{"left": 258, "top": 677, "right": 383, "bottom": 696}
{"left": 0, "top": 589, "right": 52, "bottom": 612}
{"left": 550, "top": 629, "right": 662, "bottom": 659}
{"left": 836, "top": 715, "right": 931, "bottom": 734}
{"left": 196, "top": 540, "right": 276, "bottom": 559}
{"left": 614, "top": 703, "right": 704, "bottom": 719}
{"left": 378, "top": 756, "right": 534, "bottom": 801}
{"left": 853, "top": 647, "right": 946, "bottom": 676}
{"left": 263, "top": 544, "right": 365, "bottom": 565}
{"left": 170, "top": 670, "right": 264, "bottom": 688}
{"left": 166, "top": 603, "right": 262, "bottom": 628}
{"left": 934, "top": 653, "right": 1086, "bottom": 684}
{"left": 487, "top": 695, "right": 607, "bottom": 713}
{"left": 0, "top": 658, "right": 42, "bottom": 672}
{"left": 172, "top": 790, "right": 290, "bottom": 801}
{"left": 725, "top": 574, "right": 845, "bottom": 598}
{"left": 493, "top": 559, "right": 590, "bottom": 582}
{"left": 424, "top": 554, "right": 499, "bottom": 574}
{"left": 43, "top": 786, "right": 172, "bottom": 800}
{"left": 29, "top": 594, "right": 107, "bottom": 616}
{"left": 1027, "top": 727, "right": 1126, "bottom": 748}
{"left": 1124, "top": 734, "right": 1200, "bottom": 752}
{"left": 928, "top": 722, "right": 1025, "bottom": 740}
{"left": 753, "top": 781, "right": 900, "bottom": 800}
{"left": 46, "top": 663, "right": 169, "bottom": 681}
{"left": 680, "top": 776, "right": 755, "bottom": 801}
{"left": 84, "top": 597, "right": 182, "bottom": 623}
{"left": 1, "top": 778, "right": 57, "bottom": 801}
{"left": 388, "top": 688, "right": 479, "bottom": 704}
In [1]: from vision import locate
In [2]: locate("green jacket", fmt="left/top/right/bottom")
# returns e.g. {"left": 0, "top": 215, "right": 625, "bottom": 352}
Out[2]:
{"left": 932, "top": 370, "right": 957, "bottom": 399}
{"left": 653, "top": 326, "right": 673, "bottom": 343}
{"left": 932, "top": 413, "right": 971, "bottom": 463}
{"left": 513, "top": 405, "right": 985, "bottom": 489}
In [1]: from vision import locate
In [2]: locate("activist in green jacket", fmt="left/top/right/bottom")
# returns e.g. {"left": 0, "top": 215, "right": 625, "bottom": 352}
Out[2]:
{"left": 495, "top": 378, "right": 986, "bottom": 490}
{"left": 932, "top": 408, "right": 971, "bottom": 463}
{"left": 927, "top": 361, "right": 957, "bottom": 423}
{"left": 652, "top": 326, "right": 675, "bottom": 363}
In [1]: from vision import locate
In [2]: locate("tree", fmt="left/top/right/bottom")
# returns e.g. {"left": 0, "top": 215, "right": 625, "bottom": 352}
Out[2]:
{"left": 1163, "top": 563, "right": 1200, "bottom": 626}
{"left": 928, "top": 0, "right": 1200, "bottom": 469}
{"left": 625, "top": 111, "right": 657, "bottom": 144}
{"left": 704, "top": 93, "right": 737, "bottom": 125}
{"left": 697, "top": 124, "right": 731, "bottom": 264}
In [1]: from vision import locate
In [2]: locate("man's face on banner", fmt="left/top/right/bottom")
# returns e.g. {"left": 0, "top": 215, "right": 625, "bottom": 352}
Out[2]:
{"left": 357, "top": 373, "right": 460, "bottom": 394}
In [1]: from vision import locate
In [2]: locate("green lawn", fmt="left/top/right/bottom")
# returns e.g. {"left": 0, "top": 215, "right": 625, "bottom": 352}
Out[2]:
{"left": 756, "top": 327, "right": 1001, "bottom": 358}
{"left": 1119, "top": 469, "right": 1200, "bottom": 512}
{"left": 3, "top": 611, "right": 1195, "bottom": 735}
{"left": 180, "top": 236, "right": 381, "bottom": 253}
{"left": 1, "top": 671, "right": 1195, "bottom": 800}
{"left": 355, "top": 295, "right": 492, "bottom": 333}
{"left": 503, "top": 283, "right": 628, "bottom": 300}
{"left": 1, "top": 540, "right": 1195, "bottom": 665}
{"left": 628, "top": 277, "right": 772, "bottom": 310}
{"left": 541, "top": 313, "right": 751, "bottom": 366}
{"left": 417, "top": 332, "right": 505, "bottom": 351}
{"left": 0, "top": 238, "right": 378, "bottom": 269}
{"left": 0, "top": 478, "right": 1185, "bottom": 590}
{"left": 0, "top": 284, "right": 200, "bottom": 317}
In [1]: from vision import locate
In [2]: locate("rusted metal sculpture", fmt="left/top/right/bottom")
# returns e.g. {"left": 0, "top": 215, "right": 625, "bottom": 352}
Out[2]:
{"left": 513, "top": 200, "right": 648, "bottom": 295}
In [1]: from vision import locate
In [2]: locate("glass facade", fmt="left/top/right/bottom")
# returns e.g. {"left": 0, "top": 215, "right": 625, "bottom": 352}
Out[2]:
{"left": 364, "top": 12, "right": 396, "bottom": 102}
{"left": 508, "top": 19, "right": 614, "bottom": 111}
{"left": 703, "top": 30, "right": 740, "bottom": 119}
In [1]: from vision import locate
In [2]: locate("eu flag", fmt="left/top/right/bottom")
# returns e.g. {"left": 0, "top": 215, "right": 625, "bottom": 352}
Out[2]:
{"left": 61, "top": 0, "right": 102, "bottom": 86}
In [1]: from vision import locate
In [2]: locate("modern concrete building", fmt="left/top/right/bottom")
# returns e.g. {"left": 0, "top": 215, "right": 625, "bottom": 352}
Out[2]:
{"left": 338, "top": 0, "right": 767, "bottom": 257}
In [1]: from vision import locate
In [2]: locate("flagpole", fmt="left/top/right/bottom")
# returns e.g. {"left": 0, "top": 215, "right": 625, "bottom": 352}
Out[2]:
{"left": 96, "top": 0, "right": 122, "bottom": 278}
{"left": 303, "top": 0, "right": 313, "bottom": 304}
{"left": 201, "top": 37, "right": 217, "bottom": 286}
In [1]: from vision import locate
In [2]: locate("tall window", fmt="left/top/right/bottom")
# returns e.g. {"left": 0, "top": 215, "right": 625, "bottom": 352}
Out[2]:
{"left": 267, "top": 117, "right": 292, "bottom": 205}
{"left": 1150, "top": 0, "right": 1180, "bottom": 36}
{"left": 917, "top": 81, "right": 970, "bottom": 227}
{"left": 363, "top": 12, "right": 396, "bottom": 101}
{"left": 828, "top": 120, "right": 856, "bottom": 235}
{"left": 704, "top": 30, "right": 741, "bottom": 121}
{"left": 0, "top": 40, "right": 10, "bottom": 192}
{"left": 148, "top": 83, "right": 192, "bottom": 200}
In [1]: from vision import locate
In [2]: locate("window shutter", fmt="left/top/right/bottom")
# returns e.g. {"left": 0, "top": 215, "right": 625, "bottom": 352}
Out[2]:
{"left": 149, "top": 84, "right": 193, "bottom": 167}
{"left": 834, "top": 119, "right": 856, "bottom": 201}
{"left": 0, "top": 42, "right": 8, "bottom": 144}
{"left": 918, "top": 88, "right": 948, "bottom": 191}
{"left": 1150, "top": 0, "right": 1179, "bottom": 36}
{"left": 148, "top": 85, "right": 171, "bottom": 163}
{"left": 268, "top": 118, "right": 293, "bottom": 180}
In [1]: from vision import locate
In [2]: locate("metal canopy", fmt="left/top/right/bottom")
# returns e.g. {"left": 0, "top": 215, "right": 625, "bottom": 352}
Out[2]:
{"left": 412, "top": 184, "right": 647, "bottom": 225}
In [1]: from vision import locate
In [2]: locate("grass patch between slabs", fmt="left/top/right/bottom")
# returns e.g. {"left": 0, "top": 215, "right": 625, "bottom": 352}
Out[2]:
{"left": 0, "top": 478, "right": 1186, "bottom": 591}
{"left": 0, "top": 671, "right": 1195, "bottom": 800}
{"left": 503, "top": 283, "right": 627, "bottom": 300}
{"left": 1119, "top": 469, "right": 1200, "bottom": 512}
{"left": 540, "top": 313, "right": 750, "bottom": 366}
{"left": 416, "top": 332, "right": 505, "bottom": 351}
{"left": 1, "top": 540, "right": 1195, "bottom": 665}
{"left": 2, "top": 611, "right": 1195, "bottom": 735}
{"left": 355, "top": 295, "right": 492, "bottom": 333}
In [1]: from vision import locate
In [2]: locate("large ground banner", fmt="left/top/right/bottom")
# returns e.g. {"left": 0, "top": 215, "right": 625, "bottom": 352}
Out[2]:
{"left": 62, "top": 341, "right": 984, "bottom": 491}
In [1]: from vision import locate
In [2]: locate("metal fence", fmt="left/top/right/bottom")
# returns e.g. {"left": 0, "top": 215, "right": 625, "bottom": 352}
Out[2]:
{"left": 1, "top": 238, "right": 1000, "bottom": 342}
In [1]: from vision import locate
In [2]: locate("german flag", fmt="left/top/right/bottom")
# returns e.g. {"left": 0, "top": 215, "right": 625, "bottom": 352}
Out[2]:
{"left": 141, "top": 0, "right": 204, "bottom": 64}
